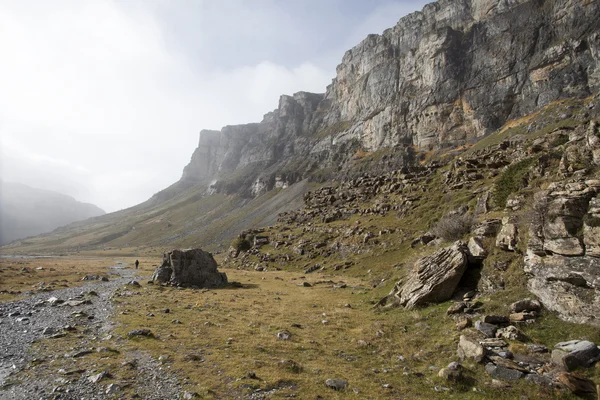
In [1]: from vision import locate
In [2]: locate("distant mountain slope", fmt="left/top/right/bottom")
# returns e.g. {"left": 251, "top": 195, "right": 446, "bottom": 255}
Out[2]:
{"left": 0, "top": 181, "right": 105, "bottom": 245}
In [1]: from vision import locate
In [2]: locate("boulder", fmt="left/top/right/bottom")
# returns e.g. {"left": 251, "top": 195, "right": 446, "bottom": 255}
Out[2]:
{"left": 151, "top": 248, "right": 227, "bottom": 288}
{"left": 468, "top": 236, "right": 487, "bottom": 260}
{"left": 510, "top": 299, "right": 541, "bottom": 313}
{"left": 382, "top": 242, "right": 468, "bottom": 308}
{"left": 475, "top": 321, "right": 498, "bottom": 338}
{"left": 485, "top": 363, "right": 524, "bottom": 381}
{"left": 556, "top": 372, "right": 598, "bottom": 397}
{"left": 554, "top": 340, "right": 600, "bottom": 370}
{"left": 496, "top": 217, "right": 518, "bottom": 251}
{"left": 457, "top": 335, "right": 486, "bottom": 363}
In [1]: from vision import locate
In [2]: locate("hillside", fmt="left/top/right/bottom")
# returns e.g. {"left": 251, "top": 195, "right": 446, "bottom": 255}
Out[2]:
{"left": 0, "top": 181, "right": 105, "bottom": 246}
{"left": 3, "top": 0, "right": 598, "bottom": 256}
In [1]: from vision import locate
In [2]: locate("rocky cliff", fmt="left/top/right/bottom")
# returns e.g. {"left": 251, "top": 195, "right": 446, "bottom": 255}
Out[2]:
{"left": 181, "top": 0, "right": 600, "bottom": 197}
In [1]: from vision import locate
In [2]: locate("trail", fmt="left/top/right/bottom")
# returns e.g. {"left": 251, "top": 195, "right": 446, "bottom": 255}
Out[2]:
{"left": 0, "top": 262, "right": 181, "bottom": 399}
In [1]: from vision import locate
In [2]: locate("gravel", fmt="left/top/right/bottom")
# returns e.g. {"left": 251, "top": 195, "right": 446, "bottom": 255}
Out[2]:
{"left": 0, "top": 263, "right": 182, "bottom": 399}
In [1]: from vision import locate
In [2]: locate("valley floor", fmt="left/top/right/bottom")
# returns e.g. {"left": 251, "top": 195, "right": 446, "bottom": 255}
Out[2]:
{"left": 1, "top": 257, "right": 598, "bottom": 399}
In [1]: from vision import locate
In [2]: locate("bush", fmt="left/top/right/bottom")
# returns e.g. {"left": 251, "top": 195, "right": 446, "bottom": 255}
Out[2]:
{"left": 493, "top": 157, "right": 537, "bottom": 209}
{"left": 231, "top": 237, "right": 252, "bottom": 253}
{"left": 431, "top": 212, "right": 473, "bottom": 241}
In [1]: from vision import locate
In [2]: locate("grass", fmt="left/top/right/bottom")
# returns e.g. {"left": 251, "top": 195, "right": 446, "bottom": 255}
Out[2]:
{"left": 492, "top": 157, "right": 538, "bottom": 209}
{"left": 0, "top": 256, "right": 125, "bottom": 302}
{"left": 11, "top": 258, "right": 596, "bottom": 399}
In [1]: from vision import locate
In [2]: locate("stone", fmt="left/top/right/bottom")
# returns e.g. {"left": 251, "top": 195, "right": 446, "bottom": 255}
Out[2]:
{"left": 456, "top": 317, "right": 472, "bottom": 331}
{"left": 509, "top": 312, "right": 536, "bottom": 322}
{"left": 88, "top": 371, "right": 110, "bottom": 384}
{"left": 152, "top": 248, "right": 227, "bottom": 288}
{"left": 473, "top": 219, "right": 502, "bottom": 237}
{"left": 557, "top": 372, "right": 598, "bottom": 396}
{"left": 438, "top": 362, "right": 463, "bottom": 381}
{"left": 485, "top": 363, "right": 524, "bottom": 381}
{"left": 554, "top": 340, "right": 600, "bottom": 370}
{"left": 325, "top": 378, "right": 348, "bottom": 391}
{"left": 496, "top": 218, "right": 518, "bottom": 251}
{"left": 382, "top": 242, "right": 468, "bottom": 308}
{"left": 525, "top": 373, "right": 553, "bottom": 387}
{"left": 468, "top": 236, "right": 487, "bottom": 260}
{"left": 479, "top": 338, "right": 508, "bottom": 348}
{"left": 482, "top": 315, "right": 508, "bottom": 325}
{"left": 127, "top": 329, "right": 153, "bottom": 338}
{"left": 475, "top": 321, "right": 498, "bottom": 338}
{"left": 105, "top": 383, "right": 121, "bottom": 395}
{"left": 126, "top": 280, "right": 141, "bottom": 287}
{"left": 510, "top": 299, "right": 542, "bottom": 313}
{"left": 277, "top": 330, "right": 291, "bottom": 341}
{"left": 447, "top": 302, "right": 467, "bottom": 315}
{"left": 457, "top": 335, "right": 485, "bottom": 363}
{"left": 495, "top": 326, "right": 527, "bottom": 342}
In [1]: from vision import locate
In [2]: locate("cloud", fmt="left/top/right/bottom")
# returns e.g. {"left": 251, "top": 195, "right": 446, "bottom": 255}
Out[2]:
{"left": 0, "top": 0, "right": 333, "bottom": 212}
{"left": 0, "top": 0, "right": 426, "bottom": 213}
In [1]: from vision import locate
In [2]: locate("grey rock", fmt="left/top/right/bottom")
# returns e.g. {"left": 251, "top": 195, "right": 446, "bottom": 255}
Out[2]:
{"left": 525, "top": 180, "right": 600, "bottom": 326}
{"left": 496, "top": 218, "right": 518, "bottom": 251}
{"left": 276, "top": 330, "right": 291, "bottom": 341}
{"left": 457, "top": 335, "right": 485, "bottom": 363}
{"left": 510, "top": 299, "right": 542, "bottom": 313}
{"left": 475, "top": 321, "right": 498, "bottom": 338}
{"left": 88, "top": 371, "right": 110, "bottom": 384}
{"left": 468, "top": 236, "right": 487, "bottom": 260}
{"left": 325, "top": 378, "right": 348, "bottom": 391}
{"left": 554, "top": 340, "right": 600, "bottom": 370}
{"left": 127, "top": 329, "right": 154, "bottom": 338}
{"left": 105, "top": 383, "right": 121, "bottom": 395}
{"left": 382, "top": 242, "right": 468, "bottom": 308}
{"left": 485, "top": 363, "right": 524, "bottom": 381}
{"left": 525, "top": 373, "right": 553, "bottom": 387}
{"left": 151, "top": 248, "right": 227, "bottom": 288}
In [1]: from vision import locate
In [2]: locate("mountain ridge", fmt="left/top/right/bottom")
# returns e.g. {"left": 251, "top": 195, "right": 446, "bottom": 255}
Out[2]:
{"left": 0, "top": 181, "right": 105, "bottom": 246}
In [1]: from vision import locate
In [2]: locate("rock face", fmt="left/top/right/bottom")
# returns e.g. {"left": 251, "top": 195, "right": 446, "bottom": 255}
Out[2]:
{"left": 152, "top": 249, "right": 227, "bottom": 288}
{"left": 179, "top": 0, "right": 600, "bottom": 199}
{"left": 383, "top": 241, "right": 468, "bottom": 308}
{"left": 525, "top": 180, "right": 600, "bottom": 326}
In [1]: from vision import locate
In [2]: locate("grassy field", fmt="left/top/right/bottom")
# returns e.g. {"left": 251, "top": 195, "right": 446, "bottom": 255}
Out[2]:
{"left": 5, "top": 257, "right": 597, "bottom": 399}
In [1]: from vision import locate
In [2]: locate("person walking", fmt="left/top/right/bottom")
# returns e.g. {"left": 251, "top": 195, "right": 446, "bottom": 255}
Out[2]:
{"left": 135, "top": 259, "right": 139, "bottom": 269}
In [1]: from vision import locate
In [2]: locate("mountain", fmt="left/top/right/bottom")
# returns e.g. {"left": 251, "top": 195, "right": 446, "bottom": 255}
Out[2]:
{"left": 0, "top": 181, "right": 105, "bottom": 246}
{"left": 2, "top": 0, "right": 599, "bottom": 256}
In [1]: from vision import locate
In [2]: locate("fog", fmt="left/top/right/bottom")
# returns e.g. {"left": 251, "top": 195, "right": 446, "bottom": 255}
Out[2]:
{"left": 0, "top": 0, "right": 429, "bottom": 213}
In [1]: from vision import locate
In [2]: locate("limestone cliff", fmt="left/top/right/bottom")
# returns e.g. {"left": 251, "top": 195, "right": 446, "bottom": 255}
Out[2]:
{"left": 182, "top": 0, "right": 600, "bottom": 197}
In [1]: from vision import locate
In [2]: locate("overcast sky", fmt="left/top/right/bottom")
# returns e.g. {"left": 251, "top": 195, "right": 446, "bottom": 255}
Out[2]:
{"left": 0, "top": 0, "right": 430, "bottom": 213}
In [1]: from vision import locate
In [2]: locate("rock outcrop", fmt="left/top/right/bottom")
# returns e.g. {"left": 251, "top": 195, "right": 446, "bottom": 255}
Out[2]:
{"left": 180, "top": 0, "right": 600, "bottom": 198}
{"left": 525, "top": 180, "right": 600, "bottom": 326}
{"left": 152, "top": 249, "right": 228, "bottom": 288}
{"left": 382, "top": 241, "right": 469, "bottom": 308}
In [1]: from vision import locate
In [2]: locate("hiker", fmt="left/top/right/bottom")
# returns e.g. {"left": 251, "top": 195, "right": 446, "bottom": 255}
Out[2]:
{"left": 135, "top": 259, "right": 139, "bottom": 269}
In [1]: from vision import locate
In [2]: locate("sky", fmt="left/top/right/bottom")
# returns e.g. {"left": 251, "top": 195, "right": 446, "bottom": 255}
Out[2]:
{"left": 0, "top": 0, "right": 430, "bottom": 213}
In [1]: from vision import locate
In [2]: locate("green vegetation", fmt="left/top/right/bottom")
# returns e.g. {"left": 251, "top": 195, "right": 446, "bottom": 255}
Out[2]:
{"left": 492, "top": 157, "right": 538, "bottom": 209}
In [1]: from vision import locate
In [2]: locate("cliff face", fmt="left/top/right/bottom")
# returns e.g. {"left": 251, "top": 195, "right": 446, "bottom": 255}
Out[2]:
{"left": 182, "top": 0, "right": 600, "bottom": 196}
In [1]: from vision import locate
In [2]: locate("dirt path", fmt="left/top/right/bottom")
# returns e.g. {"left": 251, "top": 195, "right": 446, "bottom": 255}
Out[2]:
{"left": 0, "top": 262, "right": 181, "bottom": 399}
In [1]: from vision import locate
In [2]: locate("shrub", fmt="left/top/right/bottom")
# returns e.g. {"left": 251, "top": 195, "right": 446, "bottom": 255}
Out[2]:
{"left": 493, "top": 157, "right": 537, "bottom": 209}
{"left": 431, "top": 212, "right": 473, "bottom": 241}
{"left": 231, "top": 237, "right": 252, "bottom": 253}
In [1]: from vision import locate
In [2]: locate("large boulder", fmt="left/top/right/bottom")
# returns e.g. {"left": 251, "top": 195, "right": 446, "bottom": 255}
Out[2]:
{"left": 152, "top": 248, "right": 227, "bottom": 288}
{"left": 382, "top": 241, "right": 468, "bottom": 308}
